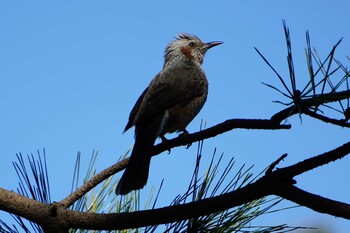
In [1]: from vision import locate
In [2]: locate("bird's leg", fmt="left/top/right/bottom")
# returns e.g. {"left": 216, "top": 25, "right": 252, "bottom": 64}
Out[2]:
{"left": 160, "top": 135, "right": 171, "bottom": 154}
{"left": 179, "top": 129, "right": 192, "bottom": 149}
{"left": 160, "top": 135, "right": 168, "bottom": 143}
{"left": 179, "top": 129, "right": 189, "bottom": 137}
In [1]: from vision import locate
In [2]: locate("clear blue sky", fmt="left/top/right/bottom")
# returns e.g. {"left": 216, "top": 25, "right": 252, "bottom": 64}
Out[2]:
{"left": 1, "top": 1, "right": 350, "bottom": 232}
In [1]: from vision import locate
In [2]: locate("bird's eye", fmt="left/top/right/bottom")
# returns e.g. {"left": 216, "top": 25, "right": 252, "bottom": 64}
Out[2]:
{"left": 188, "top": 42, "right": 195, "bottom": 47}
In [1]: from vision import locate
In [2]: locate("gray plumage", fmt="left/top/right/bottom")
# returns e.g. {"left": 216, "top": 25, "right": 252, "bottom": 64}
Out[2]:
{"left": 116, "top": 33, "right": 222, "bottom": 195}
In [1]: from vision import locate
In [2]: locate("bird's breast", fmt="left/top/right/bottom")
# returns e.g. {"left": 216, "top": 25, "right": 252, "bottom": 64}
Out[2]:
{"left": 162, "top": 91, "right": 208, "bottom": 134}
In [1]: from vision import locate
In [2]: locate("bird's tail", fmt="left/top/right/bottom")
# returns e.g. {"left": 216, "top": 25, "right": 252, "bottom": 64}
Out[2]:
{"left": 115, "top": 122, "right": 160, "bottom": 195}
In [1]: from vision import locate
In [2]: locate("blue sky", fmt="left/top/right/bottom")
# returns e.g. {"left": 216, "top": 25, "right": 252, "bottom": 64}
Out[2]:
{"left": 1, "top": 1, "right": 350, "bottom": 232}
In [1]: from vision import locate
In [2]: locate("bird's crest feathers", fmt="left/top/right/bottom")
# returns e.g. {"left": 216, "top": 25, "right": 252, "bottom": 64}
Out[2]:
{"left": 176, "top": 33, "right": 200, "bottom": 41}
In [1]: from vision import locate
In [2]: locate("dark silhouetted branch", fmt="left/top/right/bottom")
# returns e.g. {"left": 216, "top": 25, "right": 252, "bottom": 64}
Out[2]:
{"left": 275, "top": 184, "right": 350, "bottom": 219}
{"left": 3, "top": 140, "right": 350, "bottom": 231}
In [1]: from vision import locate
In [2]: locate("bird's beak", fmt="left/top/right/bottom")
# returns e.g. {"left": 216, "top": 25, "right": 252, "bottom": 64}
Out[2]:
{"left": 204, "top": 41, "right": 223, "bottom": 49}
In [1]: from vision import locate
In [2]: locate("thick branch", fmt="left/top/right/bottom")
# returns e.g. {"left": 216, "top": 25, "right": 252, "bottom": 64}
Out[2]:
{"left": 3, "top": 140, "right": 350, "bottom": 231}
{"left": 274, "top": 184, "right": 350, "bottom": 219}
{"left": 56, "top": 177, "right": 273, "bottom": 230}
{"left": 0, "top": 188, "right": 68, "bottom": 232}
{"left": 0, "top": 188, "right": 49, "bottom": 223}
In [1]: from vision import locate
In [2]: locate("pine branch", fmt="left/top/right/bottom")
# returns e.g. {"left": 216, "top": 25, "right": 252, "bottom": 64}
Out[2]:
{"left": 2, "top": 141, "right": 350, "bottom": 231}
{"left": 60, "top": 118, "right": 290, "bottom": 208}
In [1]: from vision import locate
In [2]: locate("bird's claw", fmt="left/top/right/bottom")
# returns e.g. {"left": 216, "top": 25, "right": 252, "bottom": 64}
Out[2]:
{"left": 160, "top": 135, "right": 171, "bottom": 154}
{"left": 160, "top": 135, "right": 169, "bottom": 143}
{"left": 179, "top": 129, "right": 189, "bottom": 137}
{"left": 179, "top": 130, "right": 192, "bottom": 149}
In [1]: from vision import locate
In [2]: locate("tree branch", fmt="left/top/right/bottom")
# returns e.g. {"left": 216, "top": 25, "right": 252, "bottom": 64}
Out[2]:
{"left": 270, "top": 105, "right": 298, "bottom": 123}
{"left": 270, "top": 90, "right": 350, "bottom": 127}
{"left": 3, "top": 140, "right": 350, "bottom": 231}
{"left": 273, "top": 141, "right": 350, "bottom": 178}
{"left": 60, "top": 158, "right": 128, "bottom": 207}
{"left": 153, "top": 118, "right": 290, "bottom": 155}
{"left": 60, "top": 118, "right": 290, "bottom": 207}
{"left": 0, "top": 188, "right": 69, "bottom": 232}
{"left": 303, "top": 108, "right": 350, "bottom": 127}
{"left": 59, "top": 178, "right": 271, "bottom": 230}
{"left": 56, "top": 121, "right": 350, "bottom": 231}
{"left": 274, "top": 184, "right": 350, "bottom": 219}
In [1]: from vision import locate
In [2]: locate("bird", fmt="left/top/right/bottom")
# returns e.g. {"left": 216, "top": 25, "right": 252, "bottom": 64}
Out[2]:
{"left": 116, "top": 33, "right": 222, "bottom": 195}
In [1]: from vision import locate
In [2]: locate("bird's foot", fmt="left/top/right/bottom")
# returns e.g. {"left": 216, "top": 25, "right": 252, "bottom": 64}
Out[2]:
{"left": 179, "top": 130, "right": 192, "bottom": 149}
{"left": 160, "top": 135, "right": 169, "bottom": 143}
{"left": 179, "top": 129, "right": 189, "bottom": 137}
{"left": 160, "top": 135, "right": 171, "bottom": 154}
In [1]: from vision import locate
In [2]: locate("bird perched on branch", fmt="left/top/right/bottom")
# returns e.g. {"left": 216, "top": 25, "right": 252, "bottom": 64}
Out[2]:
{"left": 116, "top": 33, "right": 222, "bottom": 195}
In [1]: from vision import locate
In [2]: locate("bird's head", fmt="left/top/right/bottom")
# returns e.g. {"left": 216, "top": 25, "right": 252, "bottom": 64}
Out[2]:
{"left": 164, "top": 33, "right": 222, "bottom": 67}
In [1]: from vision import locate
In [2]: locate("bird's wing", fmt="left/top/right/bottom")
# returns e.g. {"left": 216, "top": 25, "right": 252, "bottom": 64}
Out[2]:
{"left": 134, "top": 67, "right": 205, "bottom": 124}
{"left": 124, "top": 87, "right": 149, "bottom": 132}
